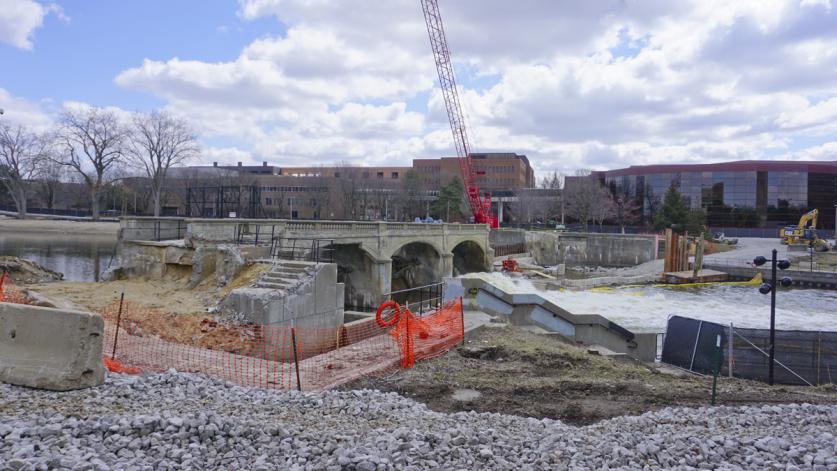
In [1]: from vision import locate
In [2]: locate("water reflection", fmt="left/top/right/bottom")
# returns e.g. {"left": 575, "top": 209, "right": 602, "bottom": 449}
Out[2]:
{"left": 0, "top": 232, "right": 117, "bottom": 282}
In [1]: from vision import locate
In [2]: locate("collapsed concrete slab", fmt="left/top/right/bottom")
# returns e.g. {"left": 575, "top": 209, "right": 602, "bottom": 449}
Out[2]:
{"left": 0, "top": 302, "right": 105, "bottom": 391}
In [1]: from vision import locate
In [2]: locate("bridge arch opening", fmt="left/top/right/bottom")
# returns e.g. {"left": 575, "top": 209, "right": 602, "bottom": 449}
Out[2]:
{"left": 391, "top": 241, "right": 442, "bottom": 292}
{"left": 452, "top": 240, "right": 489, "bottom": 275}
{"left": 333, "top": 243, "right": 378, "bottom": 310}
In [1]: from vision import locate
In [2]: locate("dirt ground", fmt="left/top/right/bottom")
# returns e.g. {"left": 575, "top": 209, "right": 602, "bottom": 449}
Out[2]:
{"left": 0, "top": 216, "right": 119, "bottom": 236}
{"left": 24, "top": 263, "right": 271, "bottom": 352}
{"left": 343, "top": 326, "right": 837, "bottom": 426}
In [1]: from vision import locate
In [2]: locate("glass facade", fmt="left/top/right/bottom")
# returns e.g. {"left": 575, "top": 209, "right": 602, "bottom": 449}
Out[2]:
{"left": 603, "top": 162, "right": 837, "bottom": 229}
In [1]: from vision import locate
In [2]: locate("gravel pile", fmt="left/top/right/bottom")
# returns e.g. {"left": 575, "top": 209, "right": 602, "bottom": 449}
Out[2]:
{"left": 1, "top": 371, "right": 835, "bottom": 470}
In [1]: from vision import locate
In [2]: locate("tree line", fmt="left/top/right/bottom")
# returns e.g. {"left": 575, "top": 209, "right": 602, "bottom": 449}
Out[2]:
{"left": 0, "top": 107, "right": 198, "bottom": 220}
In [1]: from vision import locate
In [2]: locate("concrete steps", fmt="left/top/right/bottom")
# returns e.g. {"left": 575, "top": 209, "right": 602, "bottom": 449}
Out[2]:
{"left": 252, "top": 261, "right": 315, "bottom": 291}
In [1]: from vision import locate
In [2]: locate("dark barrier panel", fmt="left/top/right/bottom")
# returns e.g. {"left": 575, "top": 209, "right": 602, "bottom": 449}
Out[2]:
{"left": 660, "top": 316, "right": 701, "bottom": 370}
{"left": 661, "top": 316, "right": 726, "bottom": 375}
{"left": 661, "top": 315, "right": 836, "bottom": 385}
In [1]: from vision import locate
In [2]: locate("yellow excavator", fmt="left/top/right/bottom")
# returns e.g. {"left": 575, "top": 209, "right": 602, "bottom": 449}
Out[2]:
{"left": 780, "top": 209, "right": 831, "bottom": 251}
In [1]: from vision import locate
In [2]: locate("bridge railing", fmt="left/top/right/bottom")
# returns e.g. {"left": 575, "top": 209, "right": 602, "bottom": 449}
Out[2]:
{"left": 121, "top": 217, "right": 488, "bottom": 243}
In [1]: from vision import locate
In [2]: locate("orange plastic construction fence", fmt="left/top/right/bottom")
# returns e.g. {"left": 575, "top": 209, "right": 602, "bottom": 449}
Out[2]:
{"left": 0, "top": 274, "right": 31, "bottom": 305}
{"left": 103, "top": 297, "right": 465, "bottom": 390}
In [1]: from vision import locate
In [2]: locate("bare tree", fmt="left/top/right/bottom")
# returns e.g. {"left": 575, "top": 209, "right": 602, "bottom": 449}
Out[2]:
{"left": 34, "top": 159, "right": 65, "bottom": 210}
{"left": 563, "top": 171, "right": 612, "bottom": 231}
{"left": 334, "top": 162, "right": 362, "bottom": 220}
{"left": 592, "top": 189, "right": 616, "bottom": 231}
{"left": 0, "top": 123, "right": 47, "bottom": 218}
{"left": 395, "top": 168, "right": 424, "bottom": 221}
{"left": 608, "top": 181, "right": 642, "bottom": 233}
{"left": 127, "top": 110, "right": 199, "bottom": 216}
{"left": 54, "top": 107, "right": 128, "bottom": 220}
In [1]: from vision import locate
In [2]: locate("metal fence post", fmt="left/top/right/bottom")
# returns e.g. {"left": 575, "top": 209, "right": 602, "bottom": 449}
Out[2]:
{"left": 291, "top": 328, "right": 302, "bottom": 391}
{"left": 711, "top": 334, "right": 721, "bottom": 405}
{"left": 817, "top": 331, "right": 822, "bottom": 386}
{"left": 728, "top": 323, "right": 734, "bottom": 378}
{"left": 112, "top": 292, "right": 125, "bottom": 359}
{"left": 460, "top": 296, "right": 465, "bottom": 345}
{"left": 689, "top": 321, "right": 703, "bottom": 371}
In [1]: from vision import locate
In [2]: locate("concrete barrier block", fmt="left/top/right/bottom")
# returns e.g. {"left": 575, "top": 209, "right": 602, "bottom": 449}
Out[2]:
{"left": 0, "top": 302, "right": 105, "bottom": 391}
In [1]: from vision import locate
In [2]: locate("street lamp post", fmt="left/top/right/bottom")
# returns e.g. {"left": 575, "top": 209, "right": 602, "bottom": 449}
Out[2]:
{"left": 753, "top": 249, "right": 792, "bottom": 385}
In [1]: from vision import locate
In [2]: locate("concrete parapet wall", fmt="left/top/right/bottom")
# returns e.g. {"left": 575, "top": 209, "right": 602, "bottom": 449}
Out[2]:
{"left": 0, "top": 302, "right": 105, "bottom": 391}
{"left": 527, "top": 232, "right": 658, "bottom": 267}
{"left": 449, "top": 277, "right": 656, "bottom": 362}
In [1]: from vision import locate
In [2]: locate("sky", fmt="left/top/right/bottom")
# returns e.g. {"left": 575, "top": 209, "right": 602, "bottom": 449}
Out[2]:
{"left": 2, "top": 0, "right": 837, "bottom": 179}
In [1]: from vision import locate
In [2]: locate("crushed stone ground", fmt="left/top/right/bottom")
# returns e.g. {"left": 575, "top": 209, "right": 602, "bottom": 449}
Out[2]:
{"left": 0, "top": 372, "right": 835, "bottom": 470}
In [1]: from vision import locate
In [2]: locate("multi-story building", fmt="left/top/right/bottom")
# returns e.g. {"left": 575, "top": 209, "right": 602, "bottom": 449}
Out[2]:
{"left": 170, "top": 153, "right": 536, "bottom": 221}
{"left": 599, "top": 160, "right": 837, "bottom": 229}
{"left": 280, "top": 166, "right": 410, "bottom": 181}
{"left": 413, "top": 153, "right": 535, "bottom": 191}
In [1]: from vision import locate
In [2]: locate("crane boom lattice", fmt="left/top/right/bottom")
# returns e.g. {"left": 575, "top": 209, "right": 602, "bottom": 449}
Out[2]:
{"left": 419, "top": 0, "right": 497, "bottom": 227}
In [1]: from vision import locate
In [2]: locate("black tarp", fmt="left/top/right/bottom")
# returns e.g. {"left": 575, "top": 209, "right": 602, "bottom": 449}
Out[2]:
{"left": 661, "top": 315, "right": 836, "bottom": 386}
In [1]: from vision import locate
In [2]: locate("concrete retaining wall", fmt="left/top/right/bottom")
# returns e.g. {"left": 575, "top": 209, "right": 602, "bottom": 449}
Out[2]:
{"left": 223, "top": 262, "right": 345, "bottom": 356}
{"left": 0, "top": 302, "right": 105, "bottom": 391}
{"left": 489, "top": 229, "right": 527, "bottom": 248}
{"left": 527, "top": 232, "right": 658, "bottom": 267}
{"left": 448, "top": 277, "right": 657, "bottom": 362}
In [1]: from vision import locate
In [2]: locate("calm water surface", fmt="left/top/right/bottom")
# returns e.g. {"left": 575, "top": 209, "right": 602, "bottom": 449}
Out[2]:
{"left": 0, "top": 231, "right": 117, "bottom": 281}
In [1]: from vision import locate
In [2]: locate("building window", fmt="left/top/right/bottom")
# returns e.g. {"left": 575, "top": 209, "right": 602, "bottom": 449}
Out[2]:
{"left": 392, "top": 172, "right": 399, "bottom": 179}
{"left": 377, "top": 172, "right": 384, "bottom": 179}
{"left": 265, "top": 197, "right": 273, "bottom": 206}
{"left": 334, "top": 172, "right": 341, "bottom": 178}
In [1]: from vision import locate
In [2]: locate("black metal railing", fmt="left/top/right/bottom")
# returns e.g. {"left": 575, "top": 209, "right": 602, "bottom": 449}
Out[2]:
{"left": 234, "top": 223, "right": 279, "bottom": 246}
{"left": 270, "top": 238, "right": 335, "bottom": 264}
{"left": 126, "top": 219, "right": 186, "bottom": 241}
{"left": 384, "top": 281, "right": 445, "bottom": 316}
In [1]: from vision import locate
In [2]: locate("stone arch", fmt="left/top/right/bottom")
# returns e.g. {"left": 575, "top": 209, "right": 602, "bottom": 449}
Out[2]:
{"left": 332, "top": 243, "right": 379, "bottom": 310}
{"left": 452, "top": 240, "right": 489, "bottom": 275}
{"left": 390, "top": 241, "right": 442, "bottom": 292}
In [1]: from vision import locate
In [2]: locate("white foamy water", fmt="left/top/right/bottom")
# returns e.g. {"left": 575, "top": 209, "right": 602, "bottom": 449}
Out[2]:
{"left": 464, "top": 272, "right": 837, "bottom": 333}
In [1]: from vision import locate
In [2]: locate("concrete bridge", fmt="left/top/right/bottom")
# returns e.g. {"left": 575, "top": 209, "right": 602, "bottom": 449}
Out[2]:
{"left": 120, "top": 217, "right": 492, "bottom": 309}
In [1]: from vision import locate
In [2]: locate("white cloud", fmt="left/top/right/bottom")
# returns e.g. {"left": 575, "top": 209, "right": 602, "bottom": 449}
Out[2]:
{"left": 110, "top": 0, "right": 837, "bottom": 175}
{"left": 0, "top": 88, "right": 53, "bottom": 129}
{"left": 0, "top": 0, "right": 65, "bottom": 50}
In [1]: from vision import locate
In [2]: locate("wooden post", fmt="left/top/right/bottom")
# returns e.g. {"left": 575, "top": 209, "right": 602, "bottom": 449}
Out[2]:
{"left": 664, "top": 229, "right": 673, "bottom": 273}
{"left": 693, "top": 233, "right": 705, "bottom": 278}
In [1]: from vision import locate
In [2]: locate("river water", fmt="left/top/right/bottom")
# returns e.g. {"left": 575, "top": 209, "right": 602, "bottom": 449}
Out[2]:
{"left": 0, "top": 232, "right": 117, "bottom": 282}
{"left": 468, "top": 272, "right": 837, "bottom": 333}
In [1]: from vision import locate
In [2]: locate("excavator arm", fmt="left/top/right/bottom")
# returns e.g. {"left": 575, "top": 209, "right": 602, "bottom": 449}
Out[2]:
{"left": 797, "top": 209, "right": 818, "bottom": 229}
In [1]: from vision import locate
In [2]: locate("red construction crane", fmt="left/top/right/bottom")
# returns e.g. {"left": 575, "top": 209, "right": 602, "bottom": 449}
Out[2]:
{"left": 419, "top": 0, "right": 498, "bottom": 228}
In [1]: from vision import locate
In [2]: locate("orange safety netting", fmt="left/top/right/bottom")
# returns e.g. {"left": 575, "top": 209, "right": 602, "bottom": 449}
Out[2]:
{"left": 376, "top": 299, "right": 465, "bottom": 369}
{"left": 0, "top": 276, "right": 464, "bottom": 390}
{"left": 0, "top": 273, "right": 31, "bottom": 305}
{"left": 102, "top": 297, "right": 464, "bottom": 390}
